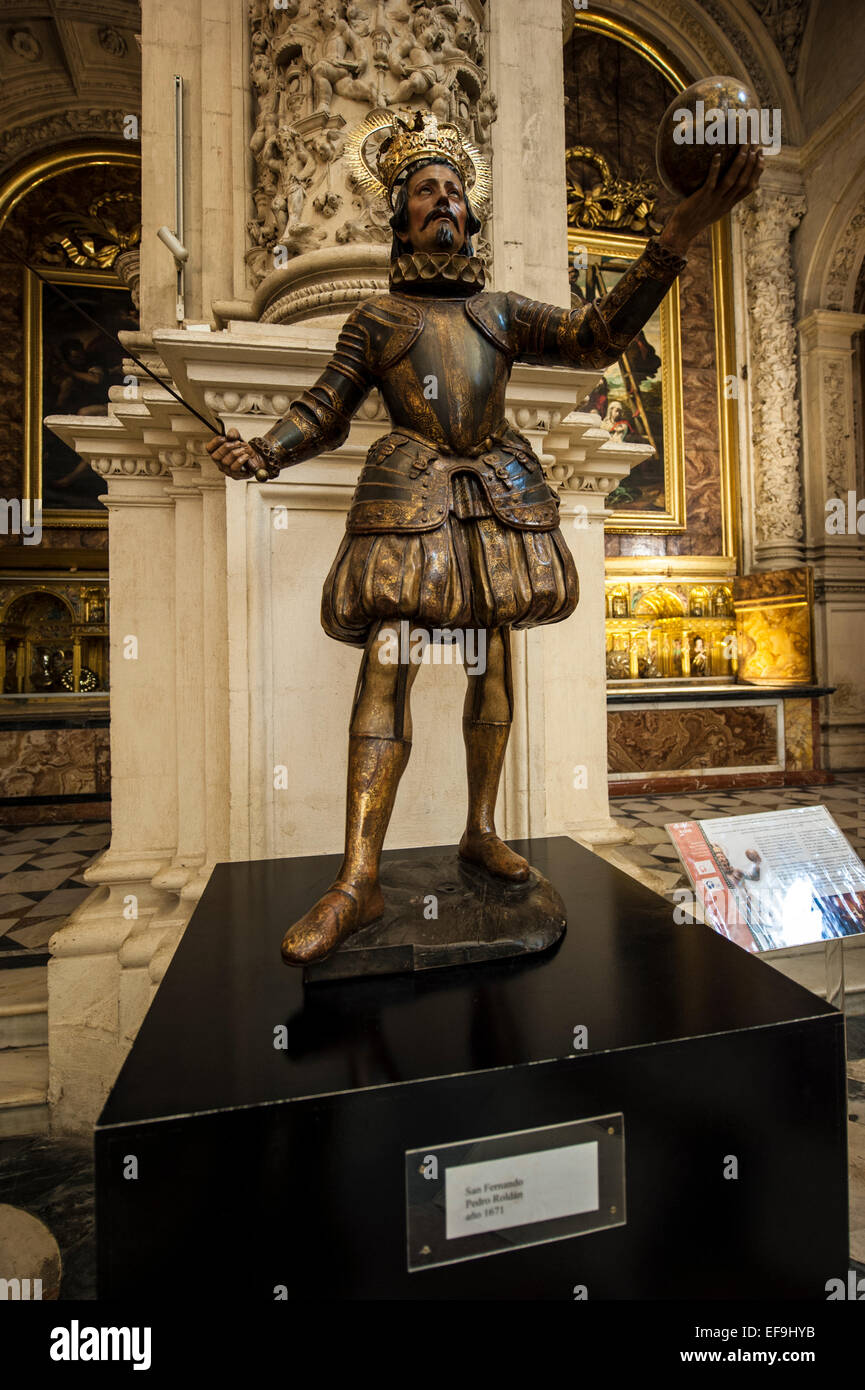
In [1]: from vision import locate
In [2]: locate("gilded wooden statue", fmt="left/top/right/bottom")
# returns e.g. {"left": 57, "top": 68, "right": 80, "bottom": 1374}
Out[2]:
{"left": 207, "top": 111, "right": 762, "bottom": 966}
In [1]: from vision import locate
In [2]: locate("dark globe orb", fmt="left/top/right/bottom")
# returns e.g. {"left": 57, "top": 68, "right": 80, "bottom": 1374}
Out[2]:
{"left": 656, "top": 76, "right": 763, "bottom": 199}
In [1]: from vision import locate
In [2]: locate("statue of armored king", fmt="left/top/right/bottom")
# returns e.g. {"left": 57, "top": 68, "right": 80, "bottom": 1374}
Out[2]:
{"left": 208, "top": 112, "right": 762, "bottom": 967}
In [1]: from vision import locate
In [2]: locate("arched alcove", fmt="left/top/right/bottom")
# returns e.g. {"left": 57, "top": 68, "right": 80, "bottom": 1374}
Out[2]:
{"left": 0, "top": 144, "right": 140, "bottom": 540}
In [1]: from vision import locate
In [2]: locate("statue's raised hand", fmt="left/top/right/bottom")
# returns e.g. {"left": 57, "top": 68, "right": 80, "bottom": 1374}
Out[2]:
{"left": 660, "top": 147, "right": 763, "bottom": 256}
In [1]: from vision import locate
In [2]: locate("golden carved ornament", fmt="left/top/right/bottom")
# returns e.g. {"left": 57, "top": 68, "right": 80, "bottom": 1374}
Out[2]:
{"left": 34, "top": 190, "right": 141, "bottom": 270}
{"left": 566, "top": 146, "right": 661, "bottom": 235}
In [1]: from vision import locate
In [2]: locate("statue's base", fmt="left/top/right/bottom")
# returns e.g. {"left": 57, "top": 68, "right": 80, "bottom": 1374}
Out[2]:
{"left": 303, "top": 854, "right": 566, "bottom": 983}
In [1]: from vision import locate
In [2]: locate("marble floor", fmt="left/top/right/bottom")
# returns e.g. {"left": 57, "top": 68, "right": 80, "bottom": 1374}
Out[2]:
{"left": 0, "top": 1135, "right": 94, "bottom": 1298}
{"left": 0, "top": 822, "right": 111, "bottom": 967}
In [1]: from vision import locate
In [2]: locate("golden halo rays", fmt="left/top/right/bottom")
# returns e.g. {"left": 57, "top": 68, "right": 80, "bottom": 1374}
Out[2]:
{"left": 344, "top": 109, "right": 491, "bottom": 210}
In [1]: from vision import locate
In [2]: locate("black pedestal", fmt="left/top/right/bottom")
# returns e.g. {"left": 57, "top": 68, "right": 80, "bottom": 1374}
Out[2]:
{"left": 95, "top": 836, "right": 848, "bottom": 1300}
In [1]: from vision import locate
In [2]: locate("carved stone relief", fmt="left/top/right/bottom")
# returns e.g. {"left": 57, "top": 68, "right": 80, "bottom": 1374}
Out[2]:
{"left": 8, "top": 29, "right": 42, "bottom": 64}
{"left": 0, "top": 0, "right": 140, "bottom": 177}
{"left": 738, "top": 189, "right": 806, "bottom": 550}
{"left": 822, "top": 358, "right": 851, "bottom": 497}
{"left": 748, "top": 0, "right": 809, "bottom": 78}
{"left": 246, "top": 0, "right": 495, "bottom": 289}
{"left": 0, "top": 109, "right": 134, "bottom": 175}
{"left": 98, "top": 26, "right": 129, "bottom": 59}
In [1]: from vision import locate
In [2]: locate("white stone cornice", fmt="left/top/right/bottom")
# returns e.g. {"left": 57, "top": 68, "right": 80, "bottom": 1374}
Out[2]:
{"left": 151, "top": 321, "right": 343, "bottom": 420}
{"left": 746, "top": 154, "right": 807, "bottom": 200}
{"left": 55, "top": 329, "right": 656, "bottom": 522}
{"left": 545, "top": 412, "right": 651, "bottom": 505}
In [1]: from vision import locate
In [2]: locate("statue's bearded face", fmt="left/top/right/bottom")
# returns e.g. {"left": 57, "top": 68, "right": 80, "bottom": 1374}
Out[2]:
{"left": 403, "top": 162, "right": 467, "bottom": 254}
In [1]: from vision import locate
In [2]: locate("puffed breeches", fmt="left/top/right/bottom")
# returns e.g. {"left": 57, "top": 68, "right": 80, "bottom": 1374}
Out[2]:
{"left": 321, "top": 510, "right": 579, "bottom": 647}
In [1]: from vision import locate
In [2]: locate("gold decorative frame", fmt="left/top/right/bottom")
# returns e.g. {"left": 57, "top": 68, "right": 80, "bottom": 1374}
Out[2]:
{"left": 571, "top": 13, "right": 684, "bottom": 90}
{"left": 23, "top": 266, "right": 132, "bottom": 527}
{"left": 0, "top": 144, "right": 140, "bottom": 529}
{"left": 569, "top": 227, "right": 686, "bottom": 532}
{"left": 569, "top": 11, "right": 741, "bottom": 563}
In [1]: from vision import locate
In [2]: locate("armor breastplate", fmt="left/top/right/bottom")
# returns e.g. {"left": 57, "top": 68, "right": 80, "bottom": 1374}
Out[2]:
{"left": 379, "top": 297, "right": 509, "bottom": 453}
{"left": 347, "top": 291, "right": 560, "bottom": 535}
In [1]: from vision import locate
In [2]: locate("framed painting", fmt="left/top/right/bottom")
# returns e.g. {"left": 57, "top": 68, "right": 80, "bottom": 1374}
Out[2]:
{"left": 567, "top": 228, "right": 686, "bottom": 533}
{"left": 24, "top": 268, "right": 138, "bottom": 526}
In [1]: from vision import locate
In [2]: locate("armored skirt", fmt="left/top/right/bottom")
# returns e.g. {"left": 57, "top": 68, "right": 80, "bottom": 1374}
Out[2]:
{"left": 321, "top": 471, "right": 579, "bottom": 646}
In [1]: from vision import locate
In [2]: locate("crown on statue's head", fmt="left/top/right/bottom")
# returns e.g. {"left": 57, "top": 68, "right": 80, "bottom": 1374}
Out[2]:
{"left": 345, "top": 108, "right": 492, "bottom": 209}
{"left": 377, "top": 111, "right": 473, "bottom": 197}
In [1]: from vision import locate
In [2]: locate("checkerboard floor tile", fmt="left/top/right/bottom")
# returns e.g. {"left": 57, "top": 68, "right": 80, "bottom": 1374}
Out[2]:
{"left": 0, "top": 824, "right": 111, "bottom": 966}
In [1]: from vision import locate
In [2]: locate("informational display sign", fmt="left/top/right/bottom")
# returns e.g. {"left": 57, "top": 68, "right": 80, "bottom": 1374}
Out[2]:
{"left": 667, "top": 805, "right": 865, "bottom": 953}
{"left": 405, "top": 1115, "right": 625, "bottom": 1271}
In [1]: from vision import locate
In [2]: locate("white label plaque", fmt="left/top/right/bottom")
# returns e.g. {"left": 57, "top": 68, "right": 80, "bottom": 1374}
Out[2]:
{"left": 445, "top": 1142, "right": 599, "bottom": 1239}
{"left": 405, "top": 1114, "right": 625, "bottom": 1270}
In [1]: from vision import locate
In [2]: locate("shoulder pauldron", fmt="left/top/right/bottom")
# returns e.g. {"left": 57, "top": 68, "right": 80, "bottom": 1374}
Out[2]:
{"left": 356, "top": 295, "right": 424, "bottom": 373}
{"left": 464, "top": 292, "right": 514, "bottom": 356}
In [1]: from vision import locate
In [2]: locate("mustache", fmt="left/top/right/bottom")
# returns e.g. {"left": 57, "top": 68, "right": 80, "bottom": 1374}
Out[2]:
{"left": 423, "top": 205, "right": 459, "bottom": 229}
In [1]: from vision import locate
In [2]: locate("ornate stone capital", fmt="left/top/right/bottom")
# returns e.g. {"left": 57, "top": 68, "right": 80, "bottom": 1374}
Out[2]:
{"left": 738, "top": 187, "right": 806, "bottom": 249}
{"left": 114, "top": 248, "right": 141, "bottom": 311}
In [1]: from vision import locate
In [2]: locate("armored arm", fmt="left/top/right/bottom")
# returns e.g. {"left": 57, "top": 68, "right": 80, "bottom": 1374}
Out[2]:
{"left": 510, "top": 236, "right": 687, "bottom": 371}
{"left": 248, "top": 309, "right": 374, "bottom": 477}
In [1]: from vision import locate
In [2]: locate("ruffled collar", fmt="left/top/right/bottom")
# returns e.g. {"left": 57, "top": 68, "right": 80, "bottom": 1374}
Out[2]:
{"left": 389, "top": 250, "right": 486, "bottom": 296}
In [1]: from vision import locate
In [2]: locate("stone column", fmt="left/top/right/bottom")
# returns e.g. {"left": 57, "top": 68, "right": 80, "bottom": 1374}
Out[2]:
{"left": 488, "top": 0, "right": 625, "bottom": 843}
{"left": 798, "top": 309, "right": 865, "bottom": 549}
{"left": 543, "top": 401, "right": 650, "bottom": 845}
{"left": 798, "top": 307, "right": 865, "bottom": 767}
{"left": 487, "top": 0, "right": 570, "bottom": 303}
{"left": 139, "top": 0, "right": 200, "bottom": 329}
{"left": 240, "top": 0, "right": 495, "bottom": 325}
{"left": 737, "top": 184, "right": 807, "bottom": 571}
{"left": 139, "top": 0, "right": 238, "bottom": 330}
{"left": 44, "top": 414, "right": 181, "bottom": 1132}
